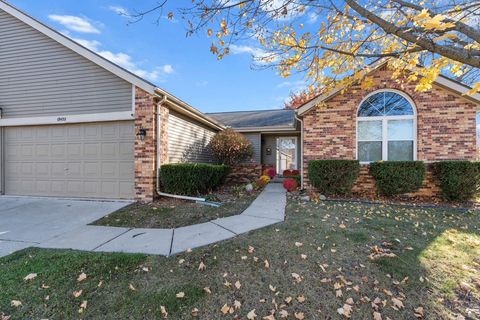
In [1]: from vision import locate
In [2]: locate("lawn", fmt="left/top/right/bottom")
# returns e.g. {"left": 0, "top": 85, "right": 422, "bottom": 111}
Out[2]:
{"left": 92, "top": 187, "right": 259, "bottom": 229}
{"left": 1, "top": 197, "right": 479, "bottom": 319}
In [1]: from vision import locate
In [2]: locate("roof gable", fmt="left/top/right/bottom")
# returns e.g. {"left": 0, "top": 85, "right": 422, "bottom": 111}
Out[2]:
{"left": 297, "top": 59, "right": 480, "bottom": 116}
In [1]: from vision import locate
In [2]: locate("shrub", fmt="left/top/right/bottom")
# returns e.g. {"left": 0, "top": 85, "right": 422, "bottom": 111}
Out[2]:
{"left": 283, "top": 169, "right": 292, "bottom": 177}
{"left": 160, "top": 163, "right": 230, "bottom": 195}
{"left": 433, "top": 161, "right": 480, "bottom": 201}
{"left": 308, "top": 160, "right": 360, "bottom": 195}
{"left": 209, "top": 129, "right": 253, "bottom": 165}
{"left": 283, "top": 178, "right": 298, "bottom": 192}
{"left": 291, "top": 170, "right": 300, "bottom": 176}
{"left": 369, "top": 161, "right": 425, "bottom": 197}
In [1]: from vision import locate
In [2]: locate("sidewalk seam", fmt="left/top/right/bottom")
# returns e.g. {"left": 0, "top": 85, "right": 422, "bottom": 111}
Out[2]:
{"left": 210, "top": 221, "right": 238, "bottom": 236}
{"left": 92, "top": 228, "right": 133, "bottom": 251}
{"left": 168, "top": 229, "right": 175, "bottom": 256}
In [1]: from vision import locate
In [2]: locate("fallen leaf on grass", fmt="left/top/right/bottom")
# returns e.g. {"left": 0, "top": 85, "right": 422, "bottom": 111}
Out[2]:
{"left": 391, "top": 297, "right": 404, "bottom": 310}
{"left": 73, "top": 290, "right": 83, "bottom": 298}
{"left": 337, "top": 304, "right": 353, "bottom": 318}
{"left": 129, "top": 284, "right": 136, "bottom": 291}
{"left": 297, "top": 295, "right": 306, "bottom": 303}
{"left": 294, "top": 312, "right": 305, "bottom": 319}
{"left": 373, "top": 311, "right": 382, "bottom": 320}
{"left": 414, "top": 306, "right": 424, "bottom": 318}
{"left": 291, "top": 273, "right": 302, "bottom": 283}
{"left": 220, "top": 304, "right": 232, "bottom": 315}
{"left": 248, "top": 246, "right": 255, "bottom": 253}
{"left": 235, "top": 280, "right": 241, "bottom": 289}
{"left": 23, "top": 273, "right": 37, "bottom": 281}
{"left": 78, "top": 300, "right": 87, "bottom": 313}
{"left": 264, "top": 260, "right": 270, "bottom": 268}
{"left": 198, "top": 261, "right": 206, "bottom": 271}
{"left": 247, "top": 309, "right": 257, "bottom": 319}
{"left": 263, "top": 315, "right": 275, "bottom": 320}
{"left": 279, "top": 309, "right": 289, "bottom": 318}
{"left": 77, "top": 272, "right": 87, "bottom": 282}
{"left": 191, "top": 308, "right": 199, "bottom": 317}
{"left": 160, "top": 305, "right": 168, "bottom": 318}
{"left": 234, "top": 300, "right": 242, "bottom": 310}
{"left": 295, "top": 242, "right": 303, "bottom": 247}
{"left": 10, "top": 300, "right": 22, "bottom": 307}
{"left": 203, "top": 287, "right": 212, "bottom": 294}
{"left": 176, "top": 292, "right": 185, "bottom": 299}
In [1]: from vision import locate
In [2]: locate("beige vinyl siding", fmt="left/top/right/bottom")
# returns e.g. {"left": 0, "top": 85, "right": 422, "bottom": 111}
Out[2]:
{"left": 0, "top": 9, "right": 132, "bottom": 118}
{"left": 242, "top": 133, "right": 261, "bottom": 164}
{"left": 168, "top": 111, "right": 217, "bottom": 163}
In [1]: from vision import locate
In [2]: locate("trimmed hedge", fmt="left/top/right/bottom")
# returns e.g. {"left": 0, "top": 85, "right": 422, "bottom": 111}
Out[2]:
{"left": 160, "top": 163, "right": 230, "bottom": 195}
{"left": 433, "top": 161, "right": 480, "bottom": 201}
{"left": 370, "top": 161, "right": 425, "bottom": 197}
{"left": 308, "top": 160, "right": 360, "bottom": 195}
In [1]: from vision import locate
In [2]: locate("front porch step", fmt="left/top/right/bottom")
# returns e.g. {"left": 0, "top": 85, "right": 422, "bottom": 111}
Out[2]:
{"left": 271, "top": 176, "right": 286, "bottom": 183}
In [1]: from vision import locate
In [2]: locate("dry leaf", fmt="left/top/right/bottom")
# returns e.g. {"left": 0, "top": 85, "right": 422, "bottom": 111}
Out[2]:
{"left": 264, "top": 260, "right": 270, "bottom": 268}
{"left": 198, "top": 261, "right": 206, "bottom": 271}
{"left": 295, "top": 242, "right": 303, "bottom": 247}
{"left": 191, "top": 308, "right": 199, "bottom": 317}
{"left": 279, "top": 309, "right": 289, "bottom": 318}
{"left": 373, "top": 311, "right": 382, "bottom": 320}
{"left": 220, "top": 304, "right": 230, "bottom": 315}
{"left": 176, "top": 292, "right": 185, "bottom": 299}
{"left": 10, "top": 300, "right": 22, "bottom": 307}
{"left": 294, "top": 312, "right": 305, "bottom": 319}
{"left": 345, "top": 297, "right": 354, "bottom": 305}
{"left": 297, "top": 295, "right": 306, "bottom": 303}
{"left": 160, "top": 305, "right": 168, "bottom": 318}
{"left": 291, "top": 273, "right": 302, "bottom": 282}
{"left": 203, "top": 287, "right": 211, "bottom": 294}
{"left": 77, "top": 272, "right": 87, "bottom": 282}
{"left": 235, "top": 280, "right": 241, "bottom": 289}
{"left": 263, "top": 315, "right": 275, "bottom": 320}
{"left": 285, "top": 296, "right": 293, "bottom": 304}
{"left": 73, "top": 290, "right": 83, "bottom": 298}
{"left": 414, "top": 306, "right": 424, "bottom": 318}
{"left": 391, "top": 297, "right": 404, "bottom": 309}
{"left": 129, "top": 283, "right": 136, "bottom": 291}
{"left": 337, "top": 304, "right": 352, "bottom": 318}
{"left": 24, "top": 273, "right": 37, "bottom": 281}
{"left": 248, "top": 246, "right": 255, "bottom": 253}
{"left": 234, "top": 300, "right": 242, "bottom": 310}
{"left": 247, "top": 309, "right": 257, "bottom": 319}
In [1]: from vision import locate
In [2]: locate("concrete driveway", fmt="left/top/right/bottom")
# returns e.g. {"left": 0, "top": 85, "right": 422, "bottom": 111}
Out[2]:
{"left": 0, "top": 196, "right": 130, "bottom": 258}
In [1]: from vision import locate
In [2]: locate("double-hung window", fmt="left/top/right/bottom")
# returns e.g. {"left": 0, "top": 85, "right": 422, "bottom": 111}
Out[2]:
{"left": 357, "top": 91, "right": 416, "bottom": 162}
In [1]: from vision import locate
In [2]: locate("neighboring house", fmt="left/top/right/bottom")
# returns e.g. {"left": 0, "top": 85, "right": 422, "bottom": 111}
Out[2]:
{"left": 1, "top": 2, "right": 479, "bottom": 202}
{"left": 0, "top": 1, "right": 223, "bottom": 202}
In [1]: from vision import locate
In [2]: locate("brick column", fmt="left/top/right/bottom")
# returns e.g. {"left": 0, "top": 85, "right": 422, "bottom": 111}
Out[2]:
{"left": 158, "top": 103, "right": 169, "bottom": 165}
{"left": 134, "top": 87, "right": 158, "bottom": 202}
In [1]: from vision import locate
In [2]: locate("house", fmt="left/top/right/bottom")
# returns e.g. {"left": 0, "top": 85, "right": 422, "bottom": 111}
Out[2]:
{"left": 1, "top": 1, "right": 479, "bottom": 202}
{"left": 0, "top": 1, "right": 223, "bottom": 202}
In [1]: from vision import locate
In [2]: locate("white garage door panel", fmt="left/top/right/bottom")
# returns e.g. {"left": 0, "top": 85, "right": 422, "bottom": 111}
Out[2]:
{"left": 5, "top": 121, "right": 134, "bottom": 199}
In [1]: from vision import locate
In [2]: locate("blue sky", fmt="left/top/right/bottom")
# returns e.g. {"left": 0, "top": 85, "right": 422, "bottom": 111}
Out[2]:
{"left": 8, "top": 0, "right": 308, "bottom": 113}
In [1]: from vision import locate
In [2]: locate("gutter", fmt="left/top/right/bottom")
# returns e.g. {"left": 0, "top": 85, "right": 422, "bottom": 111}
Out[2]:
{"left": 294, "top": 112, "right": 305, "bottom": 189}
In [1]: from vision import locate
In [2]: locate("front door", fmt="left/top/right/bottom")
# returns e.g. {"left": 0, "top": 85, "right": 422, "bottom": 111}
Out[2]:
{"left": 276, "top": 137, "right": 297, "bottom": 174}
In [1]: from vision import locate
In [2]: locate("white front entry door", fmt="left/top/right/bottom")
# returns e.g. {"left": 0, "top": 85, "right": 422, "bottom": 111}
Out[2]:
{"left": 276, "top": 137, "right": 297, "bottom": 174}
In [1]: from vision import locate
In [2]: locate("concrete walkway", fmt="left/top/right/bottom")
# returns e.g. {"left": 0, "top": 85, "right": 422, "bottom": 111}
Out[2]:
{"left": 36, "top": 183, "right": 287, "bottom": 256}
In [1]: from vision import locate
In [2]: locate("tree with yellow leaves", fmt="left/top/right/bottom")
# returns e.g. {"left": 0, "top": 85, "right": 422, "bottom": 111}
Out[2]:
{"left": 131, "top": 0, "right": 480, "bottom": 95}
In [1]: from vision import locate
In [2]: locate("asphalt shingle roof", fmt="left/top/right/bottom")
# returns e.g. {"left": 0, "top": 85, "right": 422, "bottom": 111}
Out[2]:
{"left": 207, "top": 109, "right": 296, "bottom": 129}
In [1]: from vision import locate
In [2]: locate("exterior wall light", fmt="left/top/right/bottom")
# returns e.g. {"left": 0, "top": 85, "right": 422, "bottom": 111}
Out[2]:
{"left": 137, "top": 128, "right": 147, "bottom": 141}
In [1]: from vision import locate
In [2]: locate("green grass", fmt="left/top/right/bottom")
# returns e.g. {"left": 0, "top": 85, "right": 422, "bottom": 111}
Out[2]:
{"left": 92, "top": 188, "right": 259, "bottom": 229}
{"left": 1, "top": 198, "right": 479, "bottom": 319}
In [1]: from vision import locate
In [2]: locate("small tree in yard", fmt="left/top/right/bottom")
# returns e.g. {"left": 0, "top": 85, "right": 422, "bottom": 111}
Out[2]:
{"left": 209, "top": 129, "right": 253, "bottom": 165}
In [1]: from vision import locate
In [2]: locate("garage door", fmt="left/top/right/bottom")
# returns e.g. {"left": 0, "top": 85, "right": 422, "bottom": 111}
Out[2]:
{"left": 4, "top": 121, "right": 134, "bottom": 199}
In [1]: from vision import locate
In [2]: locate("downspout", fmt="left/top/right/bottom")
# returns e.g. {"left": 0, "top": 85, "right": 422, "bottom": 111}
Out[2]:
{"left": 294, "top": 112, "right": 305, "bottom": 190}
{"left": 155, "top": 95, "right": 207, "bottom": 202}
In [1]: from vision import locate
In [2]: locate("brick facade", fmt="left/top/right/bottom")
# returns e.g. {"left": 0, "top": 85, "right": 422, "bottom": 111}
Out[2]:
{"left": 302, "top": 67, "right": 477, "bottom": 198}
{"left": 134, "top": 87, "right": 159, "bottom": 202}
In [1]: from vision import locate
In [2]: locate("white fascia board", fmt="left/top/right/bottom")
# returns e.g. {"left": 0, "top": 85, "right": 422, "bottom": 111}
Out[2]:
{"left": 0, "top": 1, "right": 156, "bottom": 94}
{"left": 0, "top": 111, "right": 133, "bottom": 127}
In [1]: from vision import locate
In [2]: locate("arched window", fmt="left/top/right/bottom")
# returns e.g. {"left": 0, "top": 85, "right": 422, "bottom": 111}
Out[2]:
{"left": 357, "top": 90, "right": 416, "bottom": 162}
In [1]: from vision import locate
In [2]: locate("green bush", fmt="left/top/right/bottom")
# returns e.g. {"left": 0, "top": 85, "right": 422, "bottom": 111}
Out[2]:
{"left": 159, "top": 163, "right": 230, "bottom": 195}
{"left": 370, "top": 161, "right": 425, "bottom": 197}
{"left": 433, "top": 161, "right": 480, "bottom": 201}
{"left": 209, "top": 129, "right": 254, "bottom": 165}
{"left": 308, "top": 160, "right": 360, "bottom": 195}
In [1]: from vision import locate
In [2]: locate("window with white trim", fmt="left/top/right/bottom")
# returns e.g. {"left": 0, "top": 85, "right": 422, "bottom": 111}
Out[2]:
{"left": 357, "top": 91, "right": 416, "bottom": 162}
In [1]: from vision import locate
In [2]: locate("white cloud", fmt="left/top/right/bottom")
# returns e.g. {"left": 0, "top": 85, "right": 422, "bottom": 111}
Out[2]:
{"left": 229, "top": 44, "right": 272, "bottom": 61}
{"left": 48, "top": 15, "right": 101, "bottom": 34}
{"left": 276, "top": 80, "right": 306, "bottom": 92}
{"left": 109, "top": 6, "right": 130, "bottom": 16}
{"left": 308, "top": 12, "right": 318, "bottom": 23}
{"left": 70, "top": 36, "right": 173, "bottom": 82}
{"left": 161, "top": 64, "right": 174, "bottom": 74}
